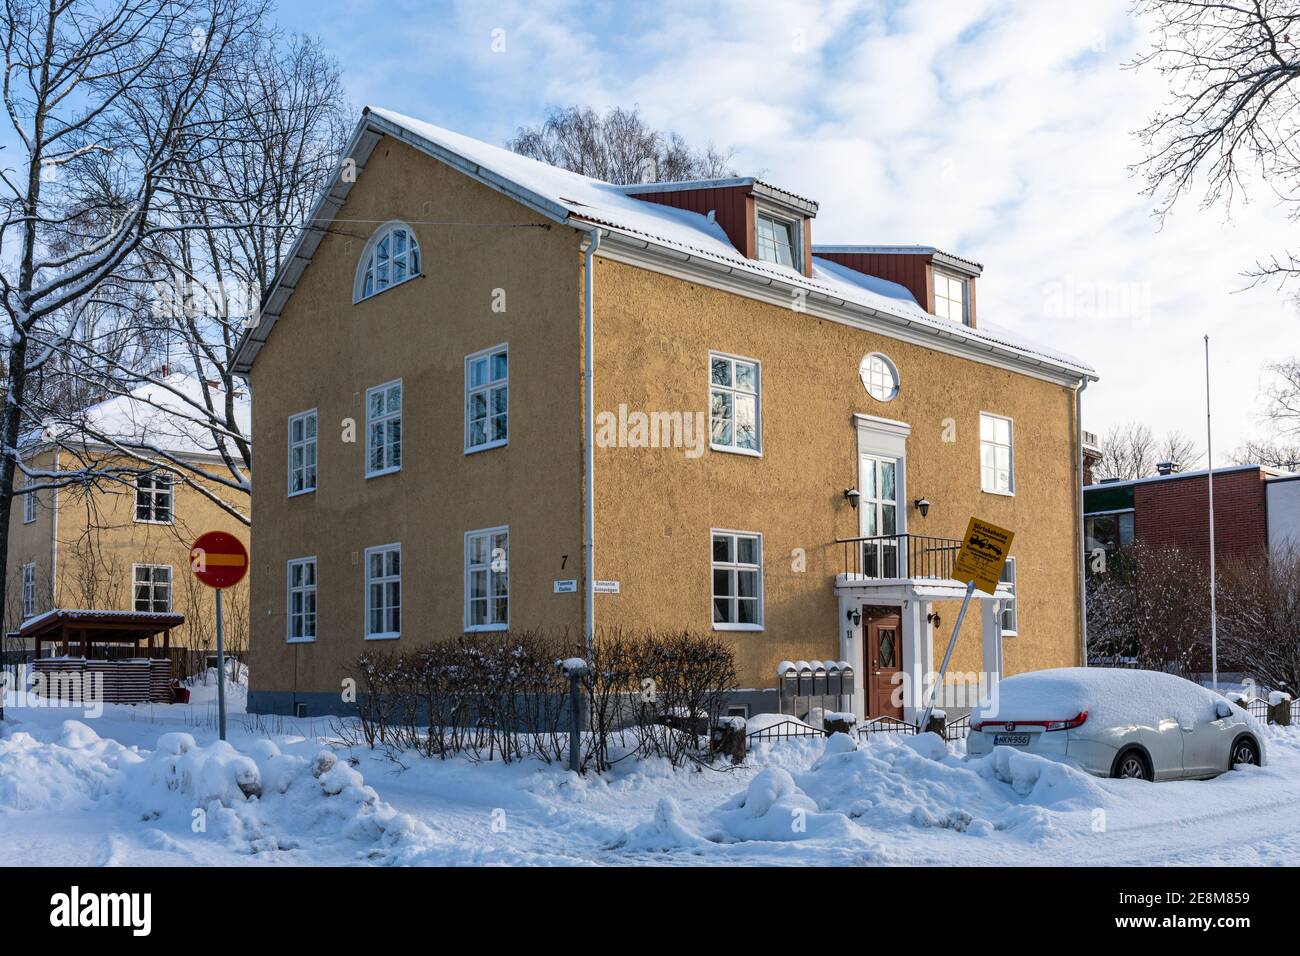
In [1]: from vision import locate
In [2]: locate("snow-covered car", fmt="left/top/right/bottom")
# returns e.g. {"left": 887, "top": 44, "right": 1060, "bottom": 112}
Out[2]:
{"left": 965, "top": 667, "right": 1264, "bottom": 781}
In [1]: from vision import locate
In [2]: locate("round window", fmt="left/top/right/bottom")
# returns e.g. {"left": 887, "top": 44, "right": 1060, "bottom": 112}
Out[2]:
{"left": 859, "top": 353, "right": 899, "bottom": 402}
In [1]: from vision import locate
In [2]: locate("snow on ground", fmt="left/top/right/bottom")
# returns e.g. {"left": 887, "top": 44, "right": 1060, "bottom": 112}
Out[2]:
{"left": 3, "top": 678, "right": 1300, "bottom": 866}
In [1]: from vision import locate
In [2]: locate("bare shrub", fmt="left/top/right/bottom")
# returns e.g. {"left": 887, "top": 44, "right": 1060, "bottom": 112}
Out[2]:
{"left": 347, "top": 628, "right": 738, "bottom": 773}
{"left": 1087, "top": 541, "right": 1211, "bottom": 674}
{"left": 1218, "top": 544, "right": 1300, "bottom": 693}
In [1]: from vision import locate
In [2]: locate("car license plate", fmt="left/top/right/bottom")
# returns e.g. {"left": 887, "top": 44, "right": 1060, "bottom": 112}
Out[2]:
{"left": 994, "top": 733, "right": 1031, "bottom": 746}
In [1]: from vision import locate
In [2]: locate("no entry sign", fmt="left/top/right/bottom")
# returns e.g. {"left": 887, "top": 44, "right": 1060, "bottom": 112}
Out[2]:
{"left": 190, "top": 531, "right": 249, "bottom": 590}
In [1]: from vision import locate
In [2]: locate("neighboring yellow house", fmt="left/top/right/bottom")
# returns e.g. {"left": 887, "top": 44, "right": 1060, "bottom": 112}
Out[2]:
{"left": 234, "top": 107, "right": 1096, "bottom": 720}
{"left": 5, "top": 375, "right": 251, "bottom": 656}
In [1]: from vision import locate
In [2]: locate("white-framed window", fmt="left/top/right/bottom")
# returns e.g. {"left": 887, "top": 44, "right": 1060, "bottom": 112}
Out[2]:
{"left": 22, "top": 483, "right": 36, "bottom": 523}
{"left": 999, "top": 557, "right": 1018, "bottom": 636}
{"left": 133, "top": 564, "right": 172, "bottom": 612}
{"left": 465, "top": 526, "right": 509, "bottom": 631}
{"left": 710, "top": 353, "right": 761, "bottom": 454}
{"left": 366, "top": 380, "right": 402, "bottom": 477}
{"left": 287, "top": 557, "right": 317, "bottom": 642}
{"left": 859, "top": 352, "right": 899, "bottom": 403}
{"left": 288, "top": 410, "right": 318, "bottom": 496}
{"left": 712, "top": 530, "right": 763, "bottom": 630}
{"left": 859, "top": 454, "right": 901, "bottom": 576}
{"left": 355, "top": 221, "right": 421, "bottom": 302}
{"left": 755, "top": 211, "right": 798, "bottom": 268}
{"left": 364, "top": 544, "right": 401, "bottom": 639}
{"left": 21, "top": 563, "right": 36, "bottom": 618}
{"left": 980, "top": 412, "right": 1015, "bottom": 495}
{"left": 933, "top": 270, "right": 968, "bottom": 323}
{"left": 134, "top": 473, "right": 173, "bottom": 523}
{"left": 465, "top": 345, "right": 508, "bottom": 453}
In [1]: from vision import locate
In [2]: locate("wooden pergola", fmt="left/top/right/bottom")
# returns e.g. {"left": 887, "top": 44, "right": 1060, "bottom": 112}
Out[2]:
{"left": 14, "top": 608, "right": 184, "bottom": 659}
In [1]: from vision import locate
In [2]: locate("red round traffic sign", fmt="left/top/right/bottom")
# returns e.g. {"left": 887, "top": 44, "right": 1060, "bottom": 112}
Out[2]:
{"left": 190, "top": 531, "right": 249, "bottom": 589}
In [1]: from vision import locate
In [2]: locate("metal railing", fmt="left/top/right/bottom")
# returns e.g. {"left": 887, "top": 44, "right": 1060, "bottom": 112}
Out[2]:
{"left": 836, "top": 532, "right": 963, "bottom": 580}
{"left": 857, "top": 715, "right": 917, "bottom": 738}
{"left": 746, "top": 718, "right": 826, "bottom": 746}
{"left": 942, "top": 713, "right": 971, "bottom": 742}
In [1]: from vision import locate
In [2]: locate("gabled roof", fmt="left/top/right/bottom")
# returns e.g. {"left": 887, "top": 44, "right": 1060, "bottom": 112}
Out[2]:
{"left": 233, "top": 107, "right": 1095, "bottom": 384}
{"left": 618, "top": 177, "right": 820, "bottom": 215}
{"left": 814, "top": 244, "right": 984, "bottom": 276}
{"left": 22, "top": 373, "right": 250, "bottom": 461}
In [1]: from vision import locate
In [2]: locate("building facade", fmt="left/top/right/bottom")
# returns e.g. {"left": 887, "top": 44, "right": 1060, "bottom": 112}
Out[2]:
{"left": 235, "top": 108, "right": 1096, "bottom": 720}
{"left": 1084, "top": 464, "right": 1298, "bottom": 569}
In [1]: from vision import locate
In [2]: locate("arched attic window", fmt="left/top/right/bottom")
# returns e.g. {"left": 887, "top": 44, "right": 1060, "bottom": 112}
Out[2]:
{"left": 354, "top": 221, "right": 421, "bottom": 302}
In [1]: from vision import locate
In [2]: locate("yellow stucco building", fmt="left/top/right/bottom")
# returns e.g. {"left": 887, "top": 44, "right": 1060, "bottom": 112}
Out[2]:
{"left": 235, "top": 108, "right": 1096, "bottom": 720}
{"left": 6, "top": 376, "right": 251, "bottom": 658}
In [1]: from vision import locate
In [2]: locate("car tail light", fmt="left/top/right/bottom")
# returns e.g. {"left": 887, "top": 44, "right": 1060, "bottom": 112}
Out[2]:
{"left": 1044, "top": 711, "right": 1088, "bottom": 732}
{"left": 972, "top": 710, "right": 1088, "bottom": 733}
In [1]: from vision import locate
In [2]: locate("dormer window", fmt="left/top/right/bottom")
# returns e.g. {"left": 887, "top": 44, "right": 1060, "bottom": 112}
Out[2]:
{"left": 355, "top": 221, "right": 421, "bottom": 302}
{"left": 933, "top": 270, "right": 968, "bottom": 324}
{"left": 756, "top": 211, "right": 797, "bottom": 268}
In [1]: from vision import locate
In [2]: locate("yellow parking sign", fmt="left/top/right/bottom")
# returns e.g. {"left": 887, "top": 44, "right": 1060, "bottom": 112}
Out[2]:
{"left": 953, "top": 516, "right": 1014, "bottom": 594}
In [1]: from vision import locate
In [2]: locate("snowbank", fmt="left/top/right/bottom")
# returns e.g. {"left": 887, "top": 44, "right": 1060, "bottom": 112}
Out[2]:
{"left": 0, "top": 719, "right": 445, "bottom": 863}
{"left": 616, "top": 728, "right": 1116, "bottom": 852}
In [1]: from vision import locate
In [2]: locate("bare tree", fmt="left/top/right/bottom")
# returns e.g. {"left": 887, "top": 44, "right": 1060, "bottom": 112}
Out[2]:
{"left": 1261, "top": 356, "right": 1300, "bottom": 435}
{"left": 1230, "top": 436, "right": 1300, "bottom": 470}
{"left": 0, "top": 0, "right": 268, "bottom": 648}
{"left": 1094, "top": 421, "right": 1200, "bottom": 479}
{"left": 36, "top": 27, "right": 348, "bottom": 525}
{"left": 1132, "top": 1, "right": 1300, "bottom": 234}
{"left": 507, "top": 105, "right": 736, "bottom": 184}
{"left": 1219, "top": 544, "right": 1300, "bottom": 692}
{"left": 1155, "top": 428, "right": 1201, "bottom": 471}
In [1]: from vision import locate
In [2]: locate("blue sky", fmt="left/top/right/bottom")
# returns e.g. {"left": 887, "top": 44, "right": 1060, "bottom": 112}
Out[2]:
{"left": 274, "top": 0, "right": 1300, "bottom": 461}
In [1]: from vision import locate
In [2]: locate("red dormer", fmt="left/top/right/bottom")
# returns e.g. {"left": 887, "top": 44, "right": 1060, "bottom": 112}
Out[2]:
{"left": 814, "top": 245, "right": 983, "bottom": 327}
{"left": 622, "top": 178, "right": 819, "bottom": 278}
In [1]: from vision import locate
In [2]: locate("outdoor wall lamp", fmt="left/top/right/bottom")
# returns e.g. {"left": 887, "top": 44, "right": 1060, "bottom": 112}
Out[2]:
{"left": 844, "top": 488, "right": 861, "bottom": 509}
{"left": 913, "top": 497, "right": 931, "bottom": 517}
{"left": 847, "top": 608, "right": 861, "bottom": 626}
{"left": 927, "top": 611, "right": 942, "bottom": 629}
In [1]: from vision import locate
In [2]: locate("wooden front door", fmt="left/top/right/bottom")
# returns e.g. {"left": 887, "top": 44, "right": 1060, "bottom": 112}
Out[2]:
{"left": 864, "top": 606, "right": 903, "bottom": 718}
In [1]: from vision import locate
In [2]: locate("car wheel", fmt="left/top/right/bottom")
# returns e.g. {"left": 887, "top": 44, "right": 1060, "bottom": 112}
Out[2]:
{"left": 1112, "top": 749, "right": 1153, "bottom": 781}
{"left": 1231, "top": 736, "right": 1260, "bottom": 769}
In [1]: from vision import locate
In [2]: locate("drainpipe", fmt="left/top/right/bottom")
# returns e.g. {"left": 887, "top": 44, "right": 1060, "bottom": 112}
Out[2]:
{"left": 578, "top": 225, "right": 603, "bottom": 657}
{"left": 1076, "top": 377, "right": 1089, "bottom": 666}
{"left": 50, "top": 447, "right": 59, "bottom": 610}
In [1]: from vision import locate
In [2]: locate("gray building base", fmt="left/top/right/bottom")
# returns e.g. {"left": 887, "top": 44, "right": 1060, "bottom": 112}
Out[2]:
{"left": 248, "top": 690, "right": 356, "bottom": 717}
{"left": 249, "top": 687, "right": 785, "bottom": 720}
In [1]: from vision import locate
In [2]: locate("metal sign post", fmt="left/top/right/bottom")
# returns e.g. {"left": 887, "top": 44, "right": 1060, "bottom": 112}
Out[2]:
{"left": 214, "top": 587, "right": 227, "bottom": 741}
{"left": 917, "top": 516, "right": 1015, "bottom": 733}
{"left": 190, "top": 531, "right": 248, "bottom": 744}
{"left": 918, "top": 580, "right": 976, "bottom": 733}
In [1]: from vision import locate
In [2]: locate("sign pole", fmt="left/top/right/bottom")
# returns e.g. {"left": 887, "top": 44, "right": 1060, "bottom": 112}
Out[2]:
{"left": 918, "top": 580, "right": 976, "bottom": 733}
{"left": 215, "top": 586, "right": 227, "bottom": 742}
{"left": 190, "top": 530, "right": 246, "bottom": 743}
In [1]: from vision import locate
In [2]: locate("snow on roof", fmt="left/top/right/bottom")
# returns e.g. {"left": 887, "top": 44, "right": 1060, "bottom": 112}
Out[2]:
{"left": 237, "top": 107, "right": 1095, "bottom": 382}
{"left": 25, "top": 374, "right": 250, "bottom": 460}
{"left": 368, "top": 108, "right": 1092, "bottom": 380}
{"left": 1084, "top": 463, "right": 1279, "bottom": 492}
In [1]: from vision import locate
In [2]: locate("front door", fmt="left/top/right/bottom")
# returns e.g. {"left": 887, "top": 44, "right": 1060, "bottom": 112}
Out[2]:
{"left": 864, "top": 606, "right": 903, "bottom": 718}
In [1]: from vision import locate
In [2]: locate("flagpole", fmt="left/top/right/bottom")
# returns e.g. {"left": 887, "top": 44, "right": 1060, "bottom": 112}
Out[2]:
{"left": 1205, "top": 334, "right": 1218, "bottom": 691}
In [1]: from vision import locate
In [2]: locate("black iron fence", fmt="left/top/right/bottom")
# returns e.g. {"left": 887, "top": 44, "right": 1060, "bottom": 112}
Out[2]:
{"left": 836, "top": 533, "right": 963, "bottom": 580}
